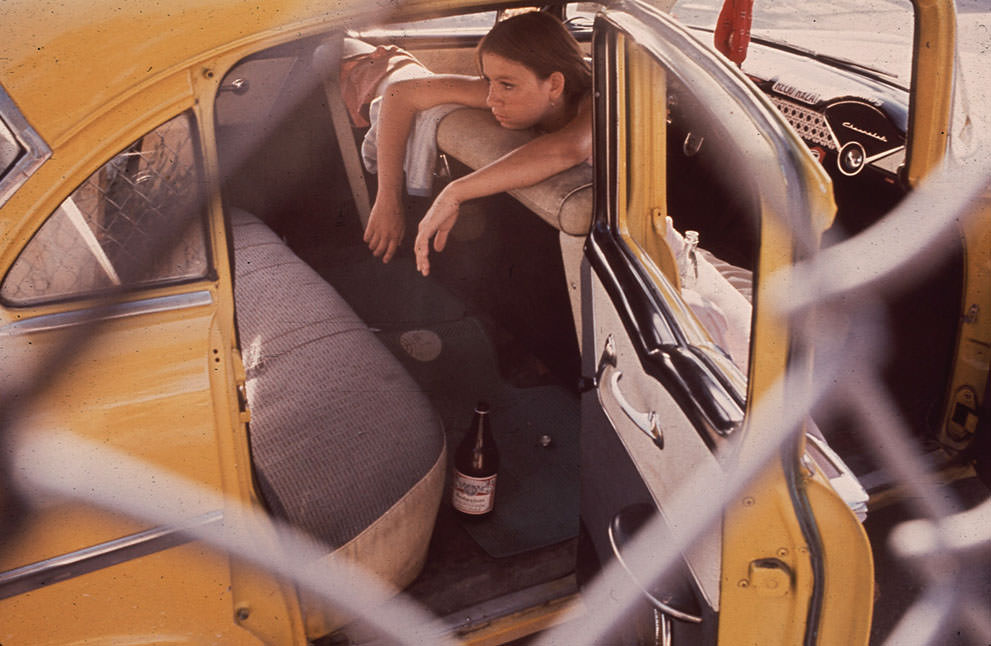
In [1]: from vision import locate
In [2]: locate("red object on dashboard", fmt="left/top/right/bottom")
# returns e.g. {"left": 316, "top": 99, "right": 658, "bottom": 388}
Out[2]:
{"left": 714, "top": 0, "right": 754, "bottom": 66}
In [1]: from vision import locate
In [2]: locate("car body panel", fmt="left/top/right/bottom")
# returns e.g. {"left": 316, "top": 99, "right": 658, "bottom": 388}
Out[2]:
{"left": 0, "top": 0, "right": 981, "bottom": 644}
{"left": 0, "top": 7, "right": 305, "bottom": 642}
{"left": 905, "top": 0, "right": 955, "bottom": 187}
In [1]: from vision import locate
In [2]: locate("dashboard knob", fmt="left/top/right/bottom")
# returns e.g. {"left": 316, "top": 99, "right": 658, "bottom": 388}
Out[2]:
{"left": 838, "top": 141, "right": 867, "bottom": 176}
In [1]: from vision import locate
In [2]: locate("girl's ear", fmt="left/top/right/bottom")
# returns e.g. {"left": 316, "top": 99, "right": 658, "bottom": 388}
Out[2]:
{"left": 548, "top": 71, "right": 566, "bottom": 100}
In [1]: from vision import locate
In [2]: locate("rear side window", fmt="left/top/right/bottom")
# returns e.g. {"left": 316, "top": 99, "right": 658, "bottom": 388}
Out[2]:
{"left": 1, "top": 111, "right": 210, "bottom": 306}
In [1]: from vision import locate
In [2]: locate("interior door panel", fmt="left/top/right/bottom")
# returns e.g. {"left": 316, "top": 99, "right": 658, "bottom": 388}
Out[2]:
{"left": 587, "top": 271, "right": 724, "bottom": 607}
{"left": 579, "top": 6, "right": 871, "bottom": 644}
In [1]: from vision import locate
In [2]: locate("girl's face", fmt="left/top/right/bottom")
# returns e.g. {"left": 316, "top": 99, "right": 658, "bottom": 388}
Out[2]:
{"left": 480, "top": 52, "right": 563, "bottom": 130}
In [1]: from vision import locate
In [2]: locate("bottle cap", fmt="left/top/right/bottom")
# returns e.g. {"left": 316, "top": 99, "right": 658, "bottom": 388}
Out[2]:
{"left": 475, "top": 401, "right": 490, "bottom": 414}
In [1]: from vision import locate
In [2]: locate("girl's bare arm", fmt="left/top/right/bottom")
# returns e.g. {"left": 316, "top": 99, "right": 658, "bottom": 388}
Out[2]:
{"left": 365, "top": 75, "right": 488, "bottom": 263}
{"left": 414, "top": 96, "right": 592, "bottom": 275}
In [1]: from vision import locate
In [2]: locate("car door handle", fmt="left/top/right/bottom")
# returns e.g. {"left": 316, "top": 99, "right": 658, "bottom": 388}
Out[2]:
{"left": 608, "top": 504, "right": 703, "bottom": 625}
{"left": 607, "top": 369, "right": 664, "bottom": 450}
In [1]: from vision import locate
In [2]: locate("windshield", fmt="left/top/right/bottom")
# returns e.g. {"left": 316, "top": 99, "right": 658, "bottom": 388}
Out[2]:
{"left": 671, "top": 0, "right": 915, "bottom": 82}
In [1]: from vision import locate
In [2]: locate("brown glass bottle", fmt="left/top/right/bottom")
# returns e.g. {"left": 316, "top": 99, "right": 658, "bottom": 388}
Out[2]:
{"left": 451, "top": 402, "right": 499, "bottom": 517}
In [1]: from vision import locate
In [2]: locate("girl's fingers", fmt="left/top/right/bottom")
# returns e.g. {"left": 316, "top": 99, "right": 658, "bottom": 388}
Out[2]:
{"left": 414, "top": 233, "right": 431, "bottom": 276}
{"left": 369, "top": 233, "right": 385, "bottom": 257}
{"left": 434, "top": 229, "right": 450, "bottom": 252}
{"left": 382, "top": 239, "right": 400, "bottom": 264}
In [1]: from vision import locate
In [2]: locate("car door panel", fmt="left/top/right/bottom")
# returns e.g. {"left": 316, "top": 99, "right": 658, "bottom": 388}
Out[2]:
{"left": 0, "top": 99, "right": 265, "bottom": 642}
{"left": 588, "top": 268, "right": 724, "bottom": 608}
{"left": 580, "top": 5, "right": 873, "bottom": 644}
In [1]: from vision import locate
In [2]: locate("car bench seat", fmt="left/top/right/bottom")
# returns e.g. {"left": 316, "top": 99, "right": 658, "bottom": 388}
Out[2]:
{"left": 229, "top": 208, "right": 446, "bottom": 631}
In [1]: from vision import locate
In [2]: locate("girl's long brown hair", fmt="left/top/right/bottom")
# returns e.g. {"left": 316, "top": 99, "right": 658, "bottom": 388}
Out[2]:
{"left": 477, "top": 11, "right": 591, "bottom": 106}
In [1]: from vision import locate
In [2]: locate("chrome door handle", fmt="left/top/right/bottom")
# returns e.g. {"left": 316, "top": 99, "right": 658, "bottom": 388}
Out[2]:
{"left": 608, "top": 370, "right": 664, "bottom": 449}
{"left": 608, "top": 506, "right": 702, "bottom": 625}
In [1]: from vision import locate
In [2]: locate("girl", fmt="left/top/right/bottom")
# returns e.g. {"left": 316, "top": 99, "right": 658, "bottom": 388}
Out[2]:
{"left": 362, "top": 10, "right": 592, "bottom": 275}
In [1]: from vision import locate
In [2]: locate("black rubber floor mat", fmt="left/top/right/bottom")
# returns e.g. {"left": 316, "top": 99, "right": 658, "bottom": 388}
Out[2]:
{"left": 380, "top": 317, "right": 580, "bottom": 558}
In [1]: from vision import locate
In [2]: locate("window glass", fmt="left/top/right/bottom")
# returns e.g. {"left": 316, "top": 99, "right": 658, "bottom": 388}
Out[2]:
{"left": 1, "top": 111, "right": 210, "bottom": 306}
{"left": 616, "top": 35, "right": 757, "bottom": 380}
{"left": 671, "top": 0, "right": 914, "bottom": 83}
{"left": 373, "top": 10, "right": 496, "bottom": 34}
{"left": 564, "top": 2, "right": 600, "bottom": 26}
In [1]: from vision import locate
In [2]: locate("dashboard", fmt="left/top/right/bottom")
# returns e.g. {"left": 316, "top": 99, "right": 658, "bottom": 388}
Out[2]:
{"left": 741, "top": 38, "right": 909, "bottom": 183}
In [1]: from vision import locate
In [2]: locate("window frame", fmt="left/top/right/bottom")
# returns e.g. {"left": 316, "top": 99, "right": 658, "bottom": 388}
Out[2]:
{"left": 0, "top": 109, "right": 215, "bottom": 309}
{"left": 588, "top": 18, "right": 747, "bottom": 445}
{"left": 0, "top": 85, "right": 52, "bottom": 209}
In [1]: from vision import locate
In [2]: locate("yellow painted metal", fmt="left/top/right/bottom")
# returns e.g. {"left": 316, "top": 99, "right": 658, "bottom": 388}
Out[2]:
{"left": 612, "top": 33, "right": 723, "bottom": 352}
{"left": 718, "top": 208, "right": 817, "bottom": 646}
{"left": 940, "top": 190, "right": 991, "bottom": 452}
{"left": 195, "top": 65, "right": 310, "bottom": 644}
{"left": 905, "top": 0, "right": 957, "bottom": 187}
{"left": 618, "top": 39, "right": 678, "bottom": 284}
{"left": 0, "top": 295, "right": 263, "bottom": 644}
{"left": 707, "top": 24, "right": 872, "bottom": 646}
{"left": 606, "top": 17, "right": 872, "bottom": 644}
{"left": 0, "top": 3, "right": 330, "bottom": 642}
{"left": 717, "top": 152, "right": 873, "bottom": 643}
{"left": 0, "top": 541, "right": 264, "bottom": 646}
{"left": 805, "top": 473, "right": 875, "bottom": 645}
{"left": 0, "top": 0, "right": 350, "bottom": 149}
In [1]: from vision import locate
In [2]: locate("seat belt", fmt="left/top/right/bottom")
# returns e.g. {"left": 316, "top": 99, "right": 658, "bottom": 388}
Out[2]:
{"left": 314, "top": 39, "right": 372, "bottom": 229}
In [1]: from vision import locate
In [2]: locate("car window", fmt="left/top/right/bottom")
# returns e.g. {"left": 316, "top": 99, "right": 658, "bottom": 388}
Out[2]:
{"left": 1, "top": 111, "right": 210, "bottom": 306}
{"left": 616, "top": 34, "right": 757, "bottom": 387}
{"left": 372, "top": 10, "right": 497, "bottom": 34}
{"left": 671, "top": 0, "right": 915, "bottom": 82}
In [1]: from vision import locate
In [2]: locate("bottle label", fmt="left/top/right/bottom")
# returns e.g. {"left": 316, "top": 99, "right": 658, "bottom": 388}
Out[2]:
{"left": 452, "top": 470, "right": 497, "bottom": 515}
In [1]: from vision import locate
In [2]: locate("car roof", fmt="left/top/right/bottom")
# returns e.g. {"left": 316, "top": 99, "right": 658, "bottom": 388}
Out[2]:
{"left": 0, "top": 0, "right": 540, "bottom": 148}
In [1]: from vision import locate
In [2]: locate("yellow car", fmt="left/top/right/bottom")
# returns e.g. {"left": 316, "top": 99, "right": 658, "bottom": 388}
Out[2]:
{"left": 0, "top": 0, "right": 987, "bottom": 645}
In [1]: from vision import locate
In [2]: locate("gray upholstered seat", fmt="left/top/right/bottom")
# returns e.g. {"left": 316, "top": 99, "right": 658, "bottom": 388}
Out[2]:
{"left": 230, "top": 209, "right": 445, "bottom": 629}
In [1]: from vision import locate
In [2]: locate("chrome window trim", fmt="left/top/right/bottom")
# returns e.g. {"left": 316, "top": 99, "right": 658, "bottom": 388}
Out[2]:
{"left": 0, "top": 290, "right": 214, "bottom": 336}
{"left": 0, "top": 84, "right": 52, "bottom": 209}
{"left": 0, "top": 510, "right": 222, "bottom": 600}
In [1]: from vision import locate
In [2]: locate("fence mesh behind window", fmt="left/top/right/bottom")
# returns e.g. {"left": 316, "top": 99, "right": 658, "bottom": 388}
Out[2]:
{"left": 1, "top": 112, "right": 208, "bottom": 306}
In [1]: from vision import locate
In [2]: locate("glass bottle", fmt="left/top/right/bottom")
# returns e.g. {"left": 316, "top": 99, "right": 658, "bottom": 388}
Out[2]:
{"left": 452, "top": 402, "right": 499, "bottom": 517}
{"left": 677, "top": 229, "right": 700, "bottom": 290}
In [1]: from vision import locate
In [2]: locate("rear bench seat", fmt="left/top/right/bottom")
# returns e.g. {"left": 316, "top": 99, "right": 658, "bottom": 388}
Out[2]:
{"left": 229, "top": 209, "right": 446, "bottom": 630}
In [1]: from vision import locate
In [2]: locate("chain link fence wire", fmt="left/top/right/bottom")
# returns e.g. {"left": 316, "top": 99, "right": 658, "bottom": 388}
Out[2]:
{"left": 1, "top": 114, "right": 208, "bottom": 306}
{"left": 1, "top": 7, "right": 989, "bottom": 646}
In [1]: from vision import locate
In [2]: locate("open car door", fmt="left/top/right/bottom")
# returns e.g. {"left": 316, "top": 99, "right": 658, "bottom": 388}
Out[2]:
{"left": 579, "top": 5, "right": 874, "bottom": 645}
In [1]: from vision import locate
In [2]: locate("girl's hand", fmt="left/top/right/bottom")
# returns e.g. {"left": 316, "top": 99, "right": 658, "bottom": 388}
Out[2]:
{"left": 364, "top": 196, "right": 405, "bottom": 263}
{"left": 414, "top": 186, "right": 462, "bottom": 276}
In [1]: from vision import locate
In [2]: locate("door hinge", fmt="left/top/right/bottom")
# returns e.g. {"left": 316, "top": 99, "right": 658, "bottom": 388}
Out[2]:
{"left": 232, "top": 349, "right": 251, "bottom": 424}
